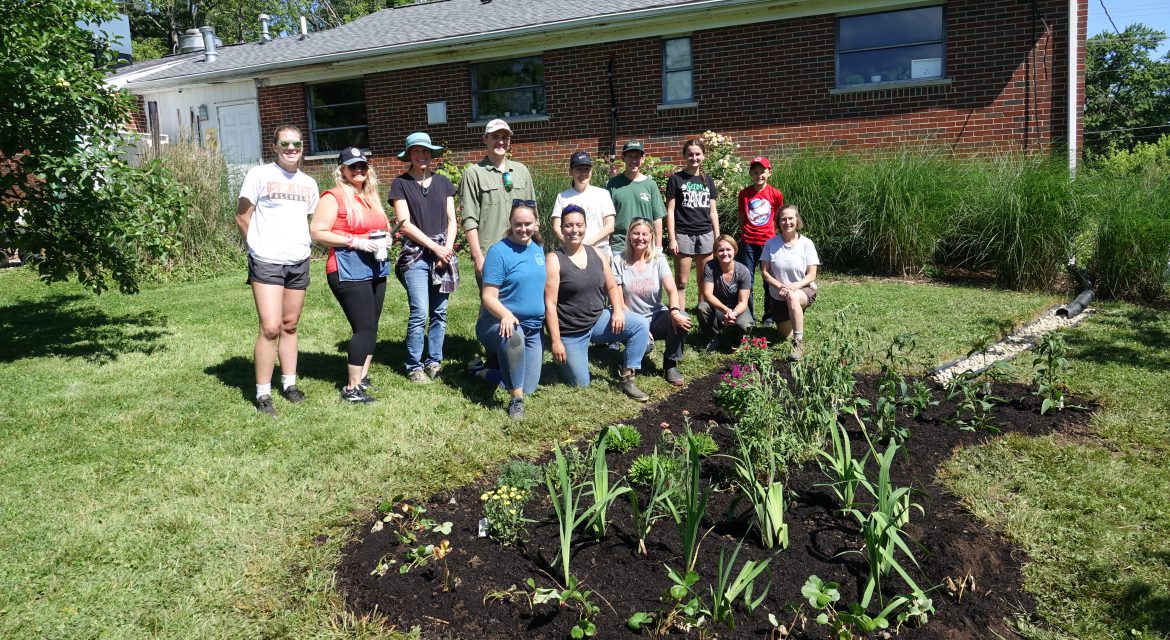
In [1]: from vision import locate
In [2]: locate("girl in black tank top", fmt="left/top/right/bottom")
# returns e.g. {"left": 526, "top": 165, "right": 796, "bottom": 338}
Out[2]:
{"left": 554, "top": 244, "right": 605, "bottom": 334}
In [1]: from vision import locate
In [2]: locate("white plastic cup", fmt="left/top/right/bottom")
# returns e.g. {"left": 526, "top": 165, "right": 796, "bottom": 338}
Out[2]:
{"left": 368, "top": 229, "right": 388, "bottom": 261}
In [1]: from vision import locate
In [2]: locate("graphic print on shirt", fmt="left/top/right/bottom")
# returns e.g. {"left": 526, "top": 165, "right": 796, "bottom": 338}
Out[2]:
{"left": 265, "top": 180, "right": 317, "bottom": 203}
{"left": 682, "top": 181, "right": 711, "bottom": 209}
{"left": 747, "top": 196, "right": 772, "bottom": 227}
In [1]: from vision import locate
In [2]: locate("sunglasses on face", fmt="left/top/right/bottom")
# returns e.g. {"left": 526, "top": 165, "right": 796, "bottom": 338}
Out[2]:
{"left": 346, "top": 162, "right": 369, "bottom": 171}
{"left": 276, "top": 140, "right": 303, "bottom": 149}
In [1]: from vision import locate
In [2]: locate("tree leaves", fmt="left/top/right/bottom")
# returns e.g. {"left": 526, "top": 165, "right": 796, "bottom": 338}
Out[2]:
{"left": 1085, "top": 24, "right": 1170, "bottom": 157}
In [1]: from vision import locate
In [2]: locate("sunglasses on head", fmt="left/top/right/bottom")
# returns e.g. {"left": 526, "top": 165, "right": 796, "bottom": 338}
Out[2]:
{"left": 511, "top": 199, "right": 537, "bottom": 208}
{"left": 277, "top": 140, "right": 303, "bottom": 149}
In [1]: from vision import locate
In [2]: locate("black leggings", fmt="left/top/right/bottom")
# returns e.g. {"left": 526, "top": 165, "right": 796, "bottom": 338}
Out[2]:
{"left": 328, "top": 272, "right": 387, "bottom": 366}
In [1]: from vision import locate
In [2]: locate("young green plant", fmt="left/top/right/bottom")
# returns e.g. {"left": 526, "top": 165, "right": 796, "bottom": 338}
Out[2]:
{"left": 709, "top": 539, "right": 771, "bottom": 629}
{"left": 626, "top": 446, "right": 678, "bottom": 556}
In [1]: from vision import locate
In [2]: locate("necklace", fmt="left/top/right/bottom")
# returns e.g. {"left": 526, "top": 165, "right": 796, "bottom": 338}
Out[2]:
{"left": 414, "top": 170, "right": 433, "bottom": 197}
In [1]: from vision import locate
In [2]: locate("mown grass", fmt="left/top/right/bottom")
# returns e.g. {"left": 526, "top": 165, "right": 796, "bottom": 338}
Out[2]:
{"left": 0, "top": 261, "right": 1088, "bottom": 639}
{"left": 940, "top": 305, "right": 1170, "bottom": 639}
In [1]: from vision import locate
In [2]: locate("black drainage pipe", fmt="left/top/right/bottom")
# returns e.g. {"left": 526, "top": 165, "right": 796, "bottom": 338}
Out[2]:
{"left": 1057, "top": 263, "right": 1094, "bottom": 318}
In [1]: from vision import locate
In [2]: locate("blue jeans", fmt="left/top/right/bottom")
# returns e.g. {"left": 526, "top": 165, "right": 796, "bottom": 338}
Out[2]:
{"left": 736, "top": 242, "right": 772, "bottom": 323}
{"left": 403, "top": 258, "right": 450, "bottom": 372}
{"left": 476, "top": 315, "right": 543, "bottom": 396}
{"left": 558, "top": 308, "right": 650, "bottom": 387}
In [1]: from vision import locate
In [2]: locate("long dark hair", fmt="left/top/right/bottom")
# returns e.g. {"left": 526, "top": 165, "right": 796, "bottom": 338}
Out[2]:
{"left": 681, "top": 138, "right": 705, "bottom": 176}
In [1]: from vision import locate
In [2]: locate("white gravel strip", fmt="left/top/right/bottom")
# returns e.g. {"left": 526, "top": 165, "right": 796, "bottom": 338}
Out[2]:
{"left": 930, "top": 305, "right": 1094, "bottom": 384}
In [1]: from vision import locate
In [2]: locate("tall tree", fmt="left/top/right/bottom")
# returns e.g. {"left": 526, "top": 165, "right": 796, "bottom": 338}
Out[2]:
{"left": 1, "top": 0, "right": 186, "bottom": 293}
{"left": 1084, "top": 24, "right": 1170, "bottom": 157}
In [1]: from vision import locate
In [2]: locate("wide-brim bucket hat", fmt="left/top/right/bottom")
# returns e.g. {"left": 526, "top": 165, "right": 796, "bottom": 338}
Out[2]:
{"left": 397, "top": 132, "right": 445, "bottom": 161}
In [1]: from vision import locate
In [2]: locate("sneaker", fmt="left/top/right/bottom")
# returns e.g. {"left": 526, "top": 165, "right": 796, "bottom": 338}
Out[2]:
{"left": 407, "top": 368, "right": 432, "bottom": 384}
{"left": 705, "top": 338, "right": 722, "bottom": 352}
{"left": 620, "top": 372, "right": 650, "bottom": 402}
{"left": 761, "top": 318, "right": 776, "bottom": 329}
{"left": 424, "top": 362, "right": 442, "bottom": 380}
{"left": 790, "top": 338, "right": 805, "bottom": 362}
{"left": 254, "top": 394, "right": 277, "bottom": 417}
{"left": 279, "top": 385, "right": 306, "bottom": 403}
{"left": 340, "top": 386, "right": 376, "bottom": 404}
{"left": 507, "top": 397, "right": 525, "bottom": 420}
{"left": 664, "top": 366, "right": 685, "bottom": 387}
{"left": 359, "top": 376, "right": 378, "bottom": 392}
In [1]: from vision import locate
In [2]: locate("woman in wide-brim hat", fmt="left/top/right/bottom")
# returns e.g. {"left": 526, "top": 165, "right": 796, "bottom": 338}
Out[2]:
{"left": 389, "top": 132, "right": 458, "bottom": 384}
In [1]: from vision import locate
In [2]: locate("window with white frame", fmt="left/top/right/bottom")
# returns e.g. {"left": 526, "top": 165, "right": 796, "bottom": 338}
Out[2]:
{"left": 306, "top": 79, "right": 368, "bottom": 154}
{"left": 662, "top": 37, "right": 693, "bottom": 104}
{"left": 836, "top": 6, "right": 945, "bottom": 88}
{"left": 471, "top": 56, "right": 545, "bottom": 121}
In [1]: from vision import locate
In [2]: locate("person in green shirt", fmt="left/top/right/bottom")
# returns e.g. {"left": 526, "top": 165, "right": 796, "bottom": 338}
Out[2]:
{"left": 606, "top": 140, "right": 666, "bottom": 256}
{"left": 459, "top": 118, "right": 539, "bottom": 280}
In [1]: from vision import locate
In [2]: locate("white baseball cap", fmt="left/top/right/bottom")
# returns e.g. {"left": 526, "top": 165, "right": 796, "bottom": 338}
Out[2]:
{"left": 484, "top": 118, "right": 513, "bottom": 135}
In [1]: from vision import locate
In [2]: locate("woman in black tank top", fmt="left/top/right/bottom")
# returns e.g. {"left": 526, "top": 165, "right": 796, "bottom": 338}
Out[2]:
{"left": 545, "top": 207, "right": 652, "bottom": 401}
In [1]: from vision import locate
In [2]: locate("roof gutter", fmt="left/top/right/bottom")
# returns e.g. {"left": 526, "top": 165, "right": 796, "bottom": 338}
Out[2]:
{"left": 1067, "top": 0, "right": 1079, "bottom": 176}
{"left": 123, "top": 0, "right": 781, "bottom": 90}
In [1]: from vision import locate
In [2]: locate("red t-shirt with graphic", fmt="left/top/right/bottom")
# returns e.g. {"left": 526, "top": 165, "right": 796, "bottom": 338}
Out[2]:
{"left": 737, "top": 184, "right": 784, "bottom": 246}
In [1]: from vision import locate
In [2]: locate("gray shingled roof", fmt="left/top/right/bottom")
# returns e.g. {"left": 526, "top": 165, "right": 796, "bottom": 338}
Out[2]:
{"left": 114, "top": 0, "right": 740, "bottom": 87}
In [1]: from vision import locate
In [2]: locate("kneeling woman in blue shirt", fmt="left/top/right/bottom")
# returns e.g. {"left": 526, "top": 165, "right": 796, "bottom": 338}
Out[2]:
{"left": 545, "top": 205, "right": 651, "bottom": 402}
{"left": 475, "top": 200, "right": 546, "bottom": 419}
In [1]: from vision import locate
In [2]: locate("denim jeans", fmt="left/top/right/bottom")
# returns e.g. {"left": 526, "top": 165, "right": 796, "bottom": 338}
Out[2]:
{"left": 476, "top": 315, "right": 543, "bottom": 396}
{"left": 735, "top": 242, "right": 772, "bottom": 323}
{"left": 403, "top": 258, "right": 450, "bottom": 372}
{"left": 558, "top": 308, "right": 650, "bottom": 387}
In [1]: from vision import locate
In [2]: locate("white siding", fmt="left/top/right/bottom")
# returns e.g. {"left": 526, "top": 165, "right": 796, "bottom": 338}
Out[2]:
{"left": 137, "top": 81, "right": 259, "bottom": 155}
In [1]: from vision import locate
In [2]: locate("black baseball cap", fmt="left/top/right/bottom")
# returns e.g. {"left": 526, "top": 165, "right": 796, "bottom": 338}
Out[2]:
{"left": 622, "top": 140, "right": 645, "bottom": 154}
{"left": 338, "top": 147, "right": 369, "bottom": 166}
{"left": 569, "top": 151, "right": 593, "bottom": 167}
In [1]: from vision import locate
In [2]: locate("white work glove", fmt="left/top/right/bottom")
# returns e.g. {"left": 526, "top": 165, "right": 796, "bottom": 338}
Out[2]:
{"left": 351, "top": 237, "right": 386, "bottom": 254}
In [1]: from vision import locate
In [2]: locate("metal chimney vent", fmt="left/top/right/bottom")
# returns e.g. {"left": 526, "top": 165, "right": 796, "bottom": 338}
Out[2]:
{"left": 199, "top": 26, "right": 218, "bottom": 63}
{"left": 259, "top": 14, "right": 271, "bottom": 43}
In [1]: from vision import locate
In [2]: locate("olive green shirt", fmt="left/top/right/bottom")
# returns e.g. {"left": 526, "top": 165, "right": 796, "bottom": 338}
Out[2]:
{"left": 605, "top": 173, "right": 666, "bottom": 253}
{"left": 459, "top": 157, "right": 535, "bottom": 254}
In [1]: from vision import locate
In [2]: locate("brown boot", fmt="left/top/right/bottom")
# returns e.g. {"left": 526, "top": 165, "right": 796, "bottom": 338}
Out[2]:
{"left": 620, "top": 371, "right": 650, "bottom": 402}
{"left": 790, "top": 338, "right": 804, "bottom": 362}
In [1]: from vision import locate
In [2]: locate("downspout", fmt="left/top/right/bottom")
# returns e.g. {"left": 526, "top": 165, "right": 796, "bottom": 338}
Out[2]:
{"left": 607, "top": 55, "right": 617, "bottom": 165}
{"left": 1067, "top": 0, "right": 1078, "bottom": 176}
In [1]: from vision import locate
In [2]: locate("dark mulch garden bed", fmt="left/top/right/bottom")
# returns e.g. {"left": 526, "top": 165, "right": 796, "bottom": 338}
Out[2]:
{"left": 336, "top": 363, "right": 1093, "bottom": 639}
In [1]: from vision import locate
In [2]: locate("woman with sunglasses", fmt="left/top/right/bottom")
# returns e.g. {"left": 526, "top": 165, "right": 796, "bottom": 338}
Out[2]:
{"left": 390, "top": 132, "right": 457, "bottom": 384}
{"left": 612, "top": 218, "right": 691, "bottom": 386}
{"left": 236, "top": 125, "right": 321, "bottom": 416}
{"left": 545, "top": 208, "right": 651, "bottom": 401}
{"left": 310, "top": 147, "right": 391, "bottom": 404}
{"left": 475, "top": 200, "right": 546, "bottom": 419}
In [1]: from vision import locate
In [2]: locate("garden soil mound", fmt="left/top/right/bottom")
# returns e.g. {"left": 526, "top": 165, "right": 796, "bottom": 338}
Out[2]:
{"left": 336, "top": 364, "right": 1092, "bottom": 639}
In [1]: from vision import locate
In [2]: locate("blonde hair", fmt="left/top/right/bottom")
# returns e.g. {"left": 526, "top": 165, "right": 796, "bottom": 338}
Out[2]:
{"left": 331, "top": 164, "right": 385, "bottom": 228}
{"left": 716, "top": 234, "right": 738, "bottom": 255}
{"left": 622, "top": 218, "right": 660, "bottom": 263}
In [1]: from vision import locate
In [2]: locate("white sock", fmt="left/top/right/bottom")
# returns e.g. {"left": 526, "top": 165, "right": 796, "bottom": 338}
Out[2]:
{"left": 281, "top": 374, "right": 296, "bottom": 390}
{"left": 256, "top": 383, "right": 272, "bottom": 399}
{"left": 793, "top": 331, "right": 804, "bottom": 341}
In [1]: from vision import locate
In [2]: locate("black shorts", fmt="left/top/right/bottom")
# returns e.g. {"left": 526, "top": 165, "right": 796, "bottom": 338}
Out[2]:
{"left": 247, "top": 256, "right": 310, "bottom": 290}
{"left": 768, "top": 286, "right": 817, "bottom": 322}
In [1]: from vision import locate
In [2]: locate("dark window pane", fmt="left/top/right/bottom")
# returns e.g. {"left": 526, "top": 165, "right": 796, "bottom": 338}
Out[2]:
{"left": 839, "top": 6, "right": 943, "bottom": 51}
{"left": 472, "top": 57, "right": 543, "bottom": 91}
{"left": 314, "top": 128, "right": 368, "bottom": 154}
{"left": 476, "top": 88, "right": 545, "bottom": 120}
{"left": 311, "top": 103, "right": 368, "bottom": 130}
{"left": 838, "top": 43, "right": 944, "bottom": 85}
{"left": 309, "top": 79, "right": 365, "bottom": 107}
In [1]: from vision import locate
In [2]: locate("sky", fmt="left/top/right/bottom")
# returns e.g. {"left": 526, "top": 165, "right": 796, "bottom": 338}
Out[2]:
{"left": 1088, "top": 0, "right": 1170, "bottom": 57}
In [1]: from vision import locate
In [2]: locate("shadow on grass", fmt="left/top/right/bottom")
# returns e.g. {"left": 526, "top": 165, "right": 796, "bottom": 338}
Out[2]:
{"left": 1068, "top": 307, "right": 1170, "bottom": 373}
{"left": 0, "top": 293, "right": 169, "bottom": 363}
{"left": 1109, "top": 577, "right": 1170, "bottom": 635}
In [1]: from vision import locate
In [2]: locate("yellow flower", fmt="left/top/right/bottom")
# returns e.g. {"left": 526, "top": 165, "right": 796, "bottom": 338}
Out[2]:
{"left": 509, "top": 509, "right": 517, "bottom": 515}
{"left": 480, "top": 493, "right": 489, "bottom": 501}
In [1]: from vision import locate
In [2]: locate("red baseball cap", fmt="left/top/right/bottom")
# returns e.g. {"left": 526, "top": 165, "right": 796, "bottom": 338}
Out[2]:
{"left": 750, "top": 156, "right": 772, "bottom": 170}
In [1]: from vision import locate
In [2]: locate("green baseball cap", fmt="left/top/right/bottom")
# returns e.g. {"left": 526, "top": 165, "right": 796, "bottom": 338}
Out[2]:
{"left": 622, "top": 140, "right": 645, "bottom": 153}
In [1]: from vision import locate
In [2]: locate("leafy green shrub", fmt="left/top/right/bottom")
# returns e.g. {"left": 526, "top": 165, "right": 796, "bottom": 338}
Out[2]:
{"left": 628, "top": 454, "right": 677, "bottom": 486}
{"left": 684, "top": 431, "right": 719, "bottom": 458}
{"left": 1081, "top": 169, "right": 1170, "bottom": 302}
{"left": 601, "top": 424, "right": 641, "bottom": 454}
{"left": 496, "top": 459, "right": 543, "bottom": 491}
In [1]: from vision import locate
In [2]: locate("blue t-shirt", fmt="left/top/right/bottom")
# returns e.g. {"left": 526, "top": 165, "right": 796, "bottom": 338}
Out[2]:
{"left": 482, "top": 238, "right": 547, "bottom": 329}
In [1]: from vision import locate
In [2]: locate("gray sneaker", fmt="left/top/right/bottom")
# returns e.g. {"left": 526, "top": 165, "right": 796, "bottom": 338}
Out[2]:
{"left": 340, "top": 386, "right": 376, "bottom": 404}
{"left": 407, "top": 368, "right": 432, "bottom": 384}
{"left": 620, "top": 372, "right": 650, "bottom": 402}
{"left": 664, "top": 366, "right": 685, "bottom": 387}
{"left": 507, "top": 397, "right": 525, "bottom": 420}
{"left": 424, "top": 362, "right": 442, "bottom": 380}
{"left": 254, "top": 394, "right": 277, "bottom": 417}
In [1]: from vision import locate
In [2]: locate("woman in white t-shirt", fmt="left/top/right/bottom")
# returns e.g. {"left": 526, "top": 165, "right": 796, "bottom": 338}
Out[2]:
{"left": 550, "top": 151, "right": 615, "bottom": 252}
{"left": 760, "top": 204, "right": 820, "bottom": 362}
{"left": 235, "top": 125, "right": 321, "bottom": 416}
{"left": 612, "top": 218, "right": 692, "bottom": 386}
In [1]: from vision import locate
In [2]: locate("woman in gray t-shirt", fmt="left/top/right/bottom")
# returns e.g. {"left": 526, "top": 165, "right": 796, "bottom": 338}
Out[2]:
{"left": 698, "top": 235, "right": 754, "bottom": 351}
{"left": 612, "top": 218, "right": 692, "bottom": 386}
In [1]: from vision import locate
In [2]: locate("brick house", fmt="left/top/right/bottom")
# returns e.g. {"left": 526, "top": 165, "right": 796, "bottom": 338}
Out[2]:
{"left": 111, "top": 0, "right": 1086, "bottom": 174}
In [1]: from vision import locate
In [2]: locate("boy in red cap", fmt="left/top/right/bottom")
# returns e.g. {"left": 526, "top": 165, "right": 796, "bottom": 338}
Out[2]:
{"left": 736, "top": 156, "right": 784, "bottom": 327}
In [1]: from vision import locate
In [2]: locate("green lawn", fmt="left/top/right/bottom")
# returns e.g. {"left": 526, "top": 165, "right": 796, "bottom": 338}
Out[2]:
{"left": 5, "top": 262, "right": 1159, "bottom": 639}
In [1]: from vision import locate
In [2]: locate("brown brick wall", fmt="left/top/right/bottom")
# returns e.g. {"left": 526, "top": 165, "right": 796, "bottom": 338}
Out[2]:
{"left": 258, "top": 0, "right": 1083, "bottom": 175}
{"left": 126, "top": 93, "right": 148, "bottom": 133}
